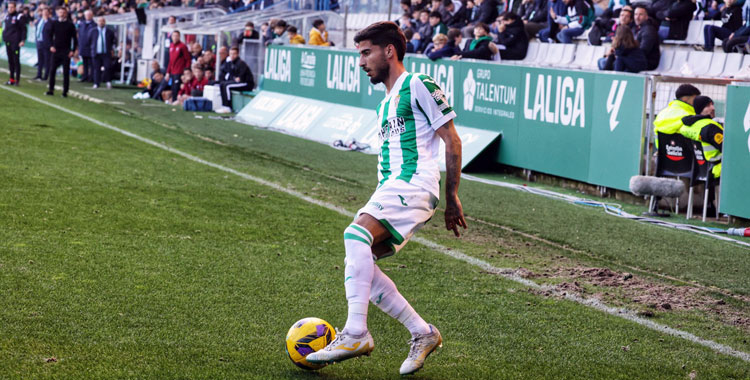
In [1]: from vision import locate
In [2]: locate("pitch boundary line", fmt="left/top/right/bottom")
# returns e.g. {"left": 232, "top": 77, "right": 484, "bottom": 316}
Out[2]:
{"left": 3, "top": 85, "right": 749, "bottom": 364}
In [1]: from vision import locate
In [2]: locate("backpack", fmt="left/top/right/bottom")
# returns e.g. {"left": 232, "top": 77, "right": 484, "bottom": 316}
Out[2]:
{"left": 183, "top": 97, "right": 213, "bottom": 112}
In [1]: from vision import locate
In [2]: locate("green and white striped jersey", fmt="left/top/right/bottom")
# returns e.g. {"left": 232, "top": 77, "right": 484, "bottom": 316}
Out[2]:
{"left": 375, "top": 71, "right": 457, "bottom": 198}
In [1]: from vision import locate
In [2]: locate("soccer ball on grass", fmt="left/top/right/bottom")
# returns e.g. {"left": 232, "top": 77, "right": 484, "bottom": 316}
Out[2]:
{"left": 285, "top": 317, "right": 336, "bottom": 370}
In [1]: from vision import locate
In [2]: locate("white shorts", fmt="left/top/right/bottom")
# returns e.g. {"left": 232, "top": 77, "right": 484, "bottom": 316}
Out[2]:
{"left": 356, "top": 179, "right": 439, "bottom": 259}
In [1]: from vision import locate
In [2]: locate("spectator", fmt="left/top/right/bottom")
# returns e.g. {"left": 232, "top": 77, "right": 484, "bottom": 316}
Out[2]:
{"left": 495, "top": 12, "right": 529, "bottom": 60}
{"left": 190, "top": 64, "right": 208, "bottom": 96}
{"left": 519, "top": 0, "right": 548, "bottom": 38}
{"left": 633, "top": 5, "right": 660, "bottom": 71}
{"left": 462, "top": 0, "right": 499, "bottom": 36}
{"left": 658, "top": 0, "right": 697, "bottom": 41}
{"left": 401, "top": 0, "right": 413, "bottom": 14}
{"left": 235, "top": 22, "right": 260, "bottom": 47}
{"left": 415, "top": 9, "right": 430, "bottom": 30}
{"left": 173, "top": 67, "right": 194, "bottom": 106}
{"left": 604, "top": 25, "right": 647, "bottom": 72}
{"left": 267, "top": 20, "right": 288, "bottom": 46}
{"left": 34, "top": 6, "right": 53, "bottom": 82}
{"left": 91, "top": 16, "right": 116, "bottom": 89}
{"left": 540, "top": 0, "right": 594, "bottom": 43}
{"left": 166, "top": 30, "right": 191, "bottom": 103}
{"left": 699, "top": 0, "right": 741, "bottom": 51}
{"left": 430, "top": 10, "right": 449, "bottom": 36}
{"left": 216, "top": 46, "right": 254, "bottom": 113}
{"left": 602, "top": 0, "right": 630, "bottom": 19}
{"left": 412, "top": 0, "right": 428, "bottom": 11}
{"left": 452, "top": 22, "right": 494, "bottom": 60}
{"left": 427, "top": 32, "right": 460, "bottom": 59}
{"left": 442, "top": 0, "right": 467, "bottom": 28}
{"left": 399, "top": 12, "right": 416, "bottom": 33}
{"left": 404, "top": 29, "right": 418, "bottom": 52}
{"left": 288, "top": 26, "right": 305, "bottom": 44}
{"left": 653, "top": 84, "right": 701, "bottom": 146}
{"left": 190, "top": 42, "right": 202, "bottom": 64}
{"left": 78, "top": 9, "right": 96, "bottom": 82}
{"left": 309, "top": 19, "right": 332, "bottom": 46}
{"left": 589, "top": 4, "right": 633, "bottom": 45}
{"left": 411, "top": 11, "right": 436, "bottom": 51}
{"left": 722, "top": 0, "right": 750, "bottom": 52}
{"left": 539, "top": 0, "right": 569, "bottom": 42}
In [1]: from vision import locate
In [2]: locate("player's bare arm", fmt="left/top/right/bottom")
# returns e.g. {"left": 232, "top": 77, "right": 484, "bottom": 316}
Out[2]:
{"left": 436, "top": 120, "right": 467, "bottom": 237}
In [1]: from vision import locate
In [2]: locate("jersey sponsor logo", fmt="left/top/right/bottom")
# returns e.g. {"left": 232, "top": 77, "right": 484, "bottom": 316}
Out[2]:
{"left": 606, "top": 80, "right": 627, "bottom": 131}
{"left": 264, "top": 48, "right": 291, "bottom": 83}
{"left": 408, "top": 61, "right": 455, "bottom": 106}
{"left": 380, "top": 117, "right": 406, "bottom": 140}
{"left": 523, "top": 73, "right": 586, "bottom": 128}
{"left": 326, "top": 53, "right": 360, "bottom": 93}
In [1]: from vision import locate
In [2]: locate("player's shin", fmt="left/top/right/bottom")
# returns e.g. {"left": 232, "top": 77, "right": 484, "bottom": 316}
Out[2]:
{"left": 370, "top": 265, "right": 431, "bottom": 337}
{"left": 342, "top": 224, "right": 375, "bottom": 336}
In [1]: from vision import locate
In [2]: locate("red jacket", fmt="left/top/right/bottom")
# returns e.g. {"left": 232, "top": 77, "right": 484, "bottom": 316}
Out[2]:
{"left": 191, "top": 76, "right": 208, "bottom": 92}
{"left": 167, "top": 41, "right": 190, "bottom": 75}
{"left": 178, "top": 78, "right": 194, "bottom": 96}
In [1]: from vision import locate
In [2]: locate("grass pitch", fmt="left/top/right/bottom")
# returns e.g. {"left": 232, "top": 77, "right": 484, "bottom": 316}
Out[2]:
{"left": 1, "top": 75, "right": 749, "bottom": 379}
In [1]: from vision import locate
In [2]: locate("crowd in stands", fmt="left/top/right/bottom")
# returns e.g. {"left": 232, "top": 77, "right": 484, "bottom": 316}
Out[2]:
{"left": 387, "top": 0, "right": 750, "bottom": 73}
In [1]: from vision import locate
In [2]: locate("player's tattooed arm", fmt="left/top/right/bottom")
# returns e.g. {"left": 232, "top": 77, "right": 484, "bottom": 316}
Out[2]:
{"left": 436, "top": 120, "right": 468, "bottom": 237}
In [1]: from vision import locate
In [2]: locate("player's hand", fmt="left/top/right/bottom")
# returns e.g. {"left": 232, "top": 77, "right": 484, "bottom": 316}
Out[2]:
{"left": 445, "top": 196, "right": 467, "bottom": 237}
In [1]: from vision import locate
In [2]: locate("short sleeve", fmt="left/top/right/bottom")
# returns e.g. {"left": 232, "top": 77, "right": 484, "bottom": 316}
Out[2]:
{"left": 412, "top": 74, "right": 457, "bottom": 131}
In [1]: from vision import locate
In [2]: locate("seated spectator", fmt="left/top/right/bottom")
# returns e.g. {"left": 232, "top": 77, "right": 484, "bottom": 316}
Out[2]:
{"left": 539, "top": 0, "right": 594, "bottom": 43}
{"left": 599, "top": 25, "right": 647, "bottom": 72}
{"left": 190, "top": 64, "right": 208, "bottom": 96}
{"left": 494, "top": 11, "right": 529, "bottom": 60}
{"left": 442, "top": 0, "right": 467, "bottom": 28}
{"left": 405, "top": 29, "right": 419, "bottom": 52}
{"left": 601, "top": 0, "right": 630, "bottom": 19}
{"left": 174, "top": 67, "right": 194, "bottom": 106}
{"left": 679, "top": 95, "right": 723, "bottom": 213}
{"left": 722, "top": 0, "right": 750, "bottom": 52}
{"left": 235, "top": 22, "right": 260, "bottom": 47}
{"left": 588, "top": 5, "right": 633, "bottom": 45}
{"left": 288, "top": 26, "right": 305, "bottom": 44}
{"left": 399, "top": 13, "right": 416, "bottom": 33}
{"left": 133, "top": 60, "right": 166, "bottom": 99}
{"left": 190, "top": 42, "right": 202, "bottom": 64}
{"left": 265, "top": 19, "right": 287, "bottom": 46}
{"left": 216, "top": 46, "right": 254, "bottom": 113}
{"left": 633, "top": 5, "right": 660, "bottom": 71}
{"left": 309, "top": 19, "right": 333, "bottom": 46}
{"left": 415, "top": 9, "right": 430, "bottom": 31}
{"left": 427, "top": 33, "right": 457, "bottom": 59}
{"left": 452, "top": 22, "right": 494, "bottom": 60}
{"left": 520, "top": 0, "right": 548, "bottom": 39}
{"left": 462, "top": 0, "right": 499, "bottom": 36}
{"left": 657, "top": 0, "right": 697, "bottom": 41}
{"left": 429, "top": 10, "right": 449, "bottom": 36}
{"left": 699, "top": 0, "right": 741, "bottom": 51}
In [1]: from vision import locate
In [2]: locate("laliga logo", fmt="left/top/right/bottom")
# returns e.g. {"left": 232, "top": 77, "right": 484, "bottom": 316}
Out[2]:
{"left": 744, "top": 100, "right": 750, "bottom": 154}
{"left": 606, "top": 80, "right": 627, "bottom": 131}
{"left": 463, "top": 69, "right": 476, "bottom": 111}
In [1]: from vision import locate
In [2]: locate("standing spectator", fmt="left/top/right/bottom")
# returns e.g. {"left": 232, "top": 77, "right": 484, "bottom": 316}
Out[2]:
{"left": 216, "top": 46, "right": 254, "bottom": 113}
{"left": 442, "top": 0, "right": 467, "bottom": 28}
{"left": 34, "top": 6, "right": 53, "bottom": 81}
{"left": 309, "top": 19, "right": 332, "bottom": 46}
{"left": 91, "top": 16, "right": 115, "bottom": 89}
{"left": 722, "top": 0, "right": 750, "bottom": 52}
{"left": 633, "top": 5, "right": 660, "bottom": 71}
{"left": 700, "top": 0, "right": 741, "bottom": 51}
{"left": 288, "top": 26, "right": 305, "bottom": 44}
{"left": 3, "top": 1, "right": 26, "bottom": 86}
{"left": 46, "top": 6, "right": 78, "bottom": 97}
{"left": 235, "top": 21, "right": 259, "bottom": 46}
{"left": 77, "top": 9, "right": 96, "bottom": 82}
{"left": 495, "top": 12, "right": 529, "bottom": 60}
{"left": 166, "top": 30, "right": 191, "bottom": 103}
{"left": 452, "top": 22, "right": 494, "bottom": 59}
{"left": 658, "top": 0, "right": 697, "bottom": 41}
{"left": 520, "top": 0, "right": 548, "bottom": 38}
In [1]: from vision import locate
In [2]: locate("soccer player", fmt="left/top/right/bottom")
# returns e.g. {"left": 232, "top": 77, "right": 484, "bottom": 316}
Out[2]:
{"left": 305, "top": 21, "right": 467, "bottom": 375}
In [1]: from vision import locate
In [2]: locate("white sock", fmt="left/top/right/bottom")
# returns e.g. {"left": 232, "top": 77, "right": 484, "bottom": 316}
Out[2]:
{"left": 342, "top": 224, "right": 375, "bottom": 336}
{"left": 370, "top": 265, "right": 431, "bottom": 337}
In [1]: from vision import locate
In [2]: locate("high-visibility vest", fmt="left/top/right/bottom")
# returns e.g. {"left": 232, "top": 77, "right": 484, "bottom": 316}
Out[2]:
{"left": 653, "top": 100, "right": 695, "bottom": 147}
{"left": 679, "top": 117, "right": 723, "bottom": 178}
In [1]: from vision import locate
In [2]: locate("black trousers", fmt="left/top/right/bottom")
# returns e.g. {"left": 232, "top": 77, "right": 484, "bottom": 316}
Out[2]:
{"left": 49, "top": 53, "right": 71, "bottom": 95}
{"left": 722, "top": 35, "right": 749, "bottom": 53}
{"left": 92, "top": 53, "right": 112, "bottom": 85}
{"left": 81, "top": 55, "right": 93, "bottom": 81}
{"left": 5, "top": 42, "right": 21, "bottom": 82}
{"left": 219, "top": 80, "right": 252, "bottom": 107}
{"left": 36, "top": 45, "right": 50, "bottom": 79}
{"left": 169, "top": 75, "right": 182, "bottom": 102}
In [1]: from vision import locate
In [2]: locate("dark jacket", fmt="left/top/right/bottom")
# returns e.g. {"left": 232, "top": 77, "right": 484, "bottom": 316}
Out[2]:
{"left": 520, "top": 0, "right": 548, "bottom": 23}
{"left": 666, "top": 0, "right": 697, "bottom": 40}
{"left": 681, "top": 114, "right": 724, "bottom": 152}
{"left": 460, "top": 36, "right": 493, "bottom": 60}
{"left": 35, "top": 18, "right": 53, "bottom": 48}
{"left": 220, "top": 57, "right": 255, "bottom": 88}
{"left": 476, "top": 0, "right": 500, "bottom": 24}
{"left": 235, "top": 29, "right": 260, "bottom": 46}
{"left": 2, "top": 11, "right": 27, "bottom": 44}
{"left": 614, "top": 46, "right": 648, "bottom": 73}
{"left": 652, "top": 0, "right": 671, "bottom": 23}
{"left": 89, "top": 26, "right": 116, "bottom": 55}
{"left": 46, "top": 18, "right": 78, "bottom": 55}
{"left": 427, "top": 41, "right": 460, "bottom": 60}
{"left": 635, "top": 20, "right": 660, "bottom": 70}
{"left": 77, "top": 19, "right": 96, "bottom": 57}
{"left": 497, "top": 18, "right": 529, "bottom": 60}
{"left": 721, "top": 3, "right": 743, "bottom": 32}
{"left": 444, "top": 4, "right": 468, "bottom": 28}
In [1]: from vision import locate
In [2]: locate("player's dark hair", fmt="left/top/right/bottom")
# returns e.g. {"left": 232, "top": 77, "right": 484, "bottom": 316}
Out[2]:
{"left": 353, "top": 21, "right": 407, "bottom": 61}
{"left": 312, "top": 18, "right": 324, "bottom": 28}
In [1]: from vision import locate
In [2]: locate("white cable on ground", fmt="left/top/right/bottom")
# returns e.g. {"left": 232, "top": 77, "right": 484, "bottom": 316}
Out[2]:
{"left": 462, "top": 174, "right": 750, "bottom": 250}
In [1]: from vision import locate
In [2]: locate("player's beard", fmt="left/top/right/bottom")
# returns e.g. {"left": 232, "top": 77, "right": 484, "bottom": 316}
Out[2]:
{"left": 368, "top": 57, "right": 390, "bottom": 85}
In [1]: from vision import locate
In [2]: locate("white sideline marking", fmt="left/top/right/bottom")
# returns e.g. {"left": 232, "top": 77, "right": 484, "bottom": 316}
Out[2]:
{"left": 3, "top": 84, "right": 749, "bottom": 364}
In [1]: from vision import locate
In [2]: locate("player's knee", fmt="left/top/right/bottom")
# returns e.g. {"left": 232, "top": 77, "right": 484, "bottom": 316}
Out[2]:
{"left": 343, "top": 224, "right": 374, "bottom": 247}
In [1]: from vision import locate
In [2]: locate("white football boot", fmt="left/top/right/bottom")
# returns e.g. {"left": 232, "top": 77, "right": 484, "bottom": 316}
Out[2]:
{"left": 399, "top": 324, "right": 442, "bottom": 375}
{"left": 305, "top": 330, "right": 374, "bottom": 364}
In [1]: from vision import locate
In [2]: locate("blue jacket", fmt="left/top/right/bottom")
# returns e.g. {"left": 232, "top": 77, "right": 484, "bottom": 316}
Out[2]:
{"left": 77, "top": 19, "right": 96, "bottom": 57}
{"left": 89, "top": 26, "right": 116, "bottom": 55}
{"left": 427, "top": 42, "right": 460, "bottom": 60}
